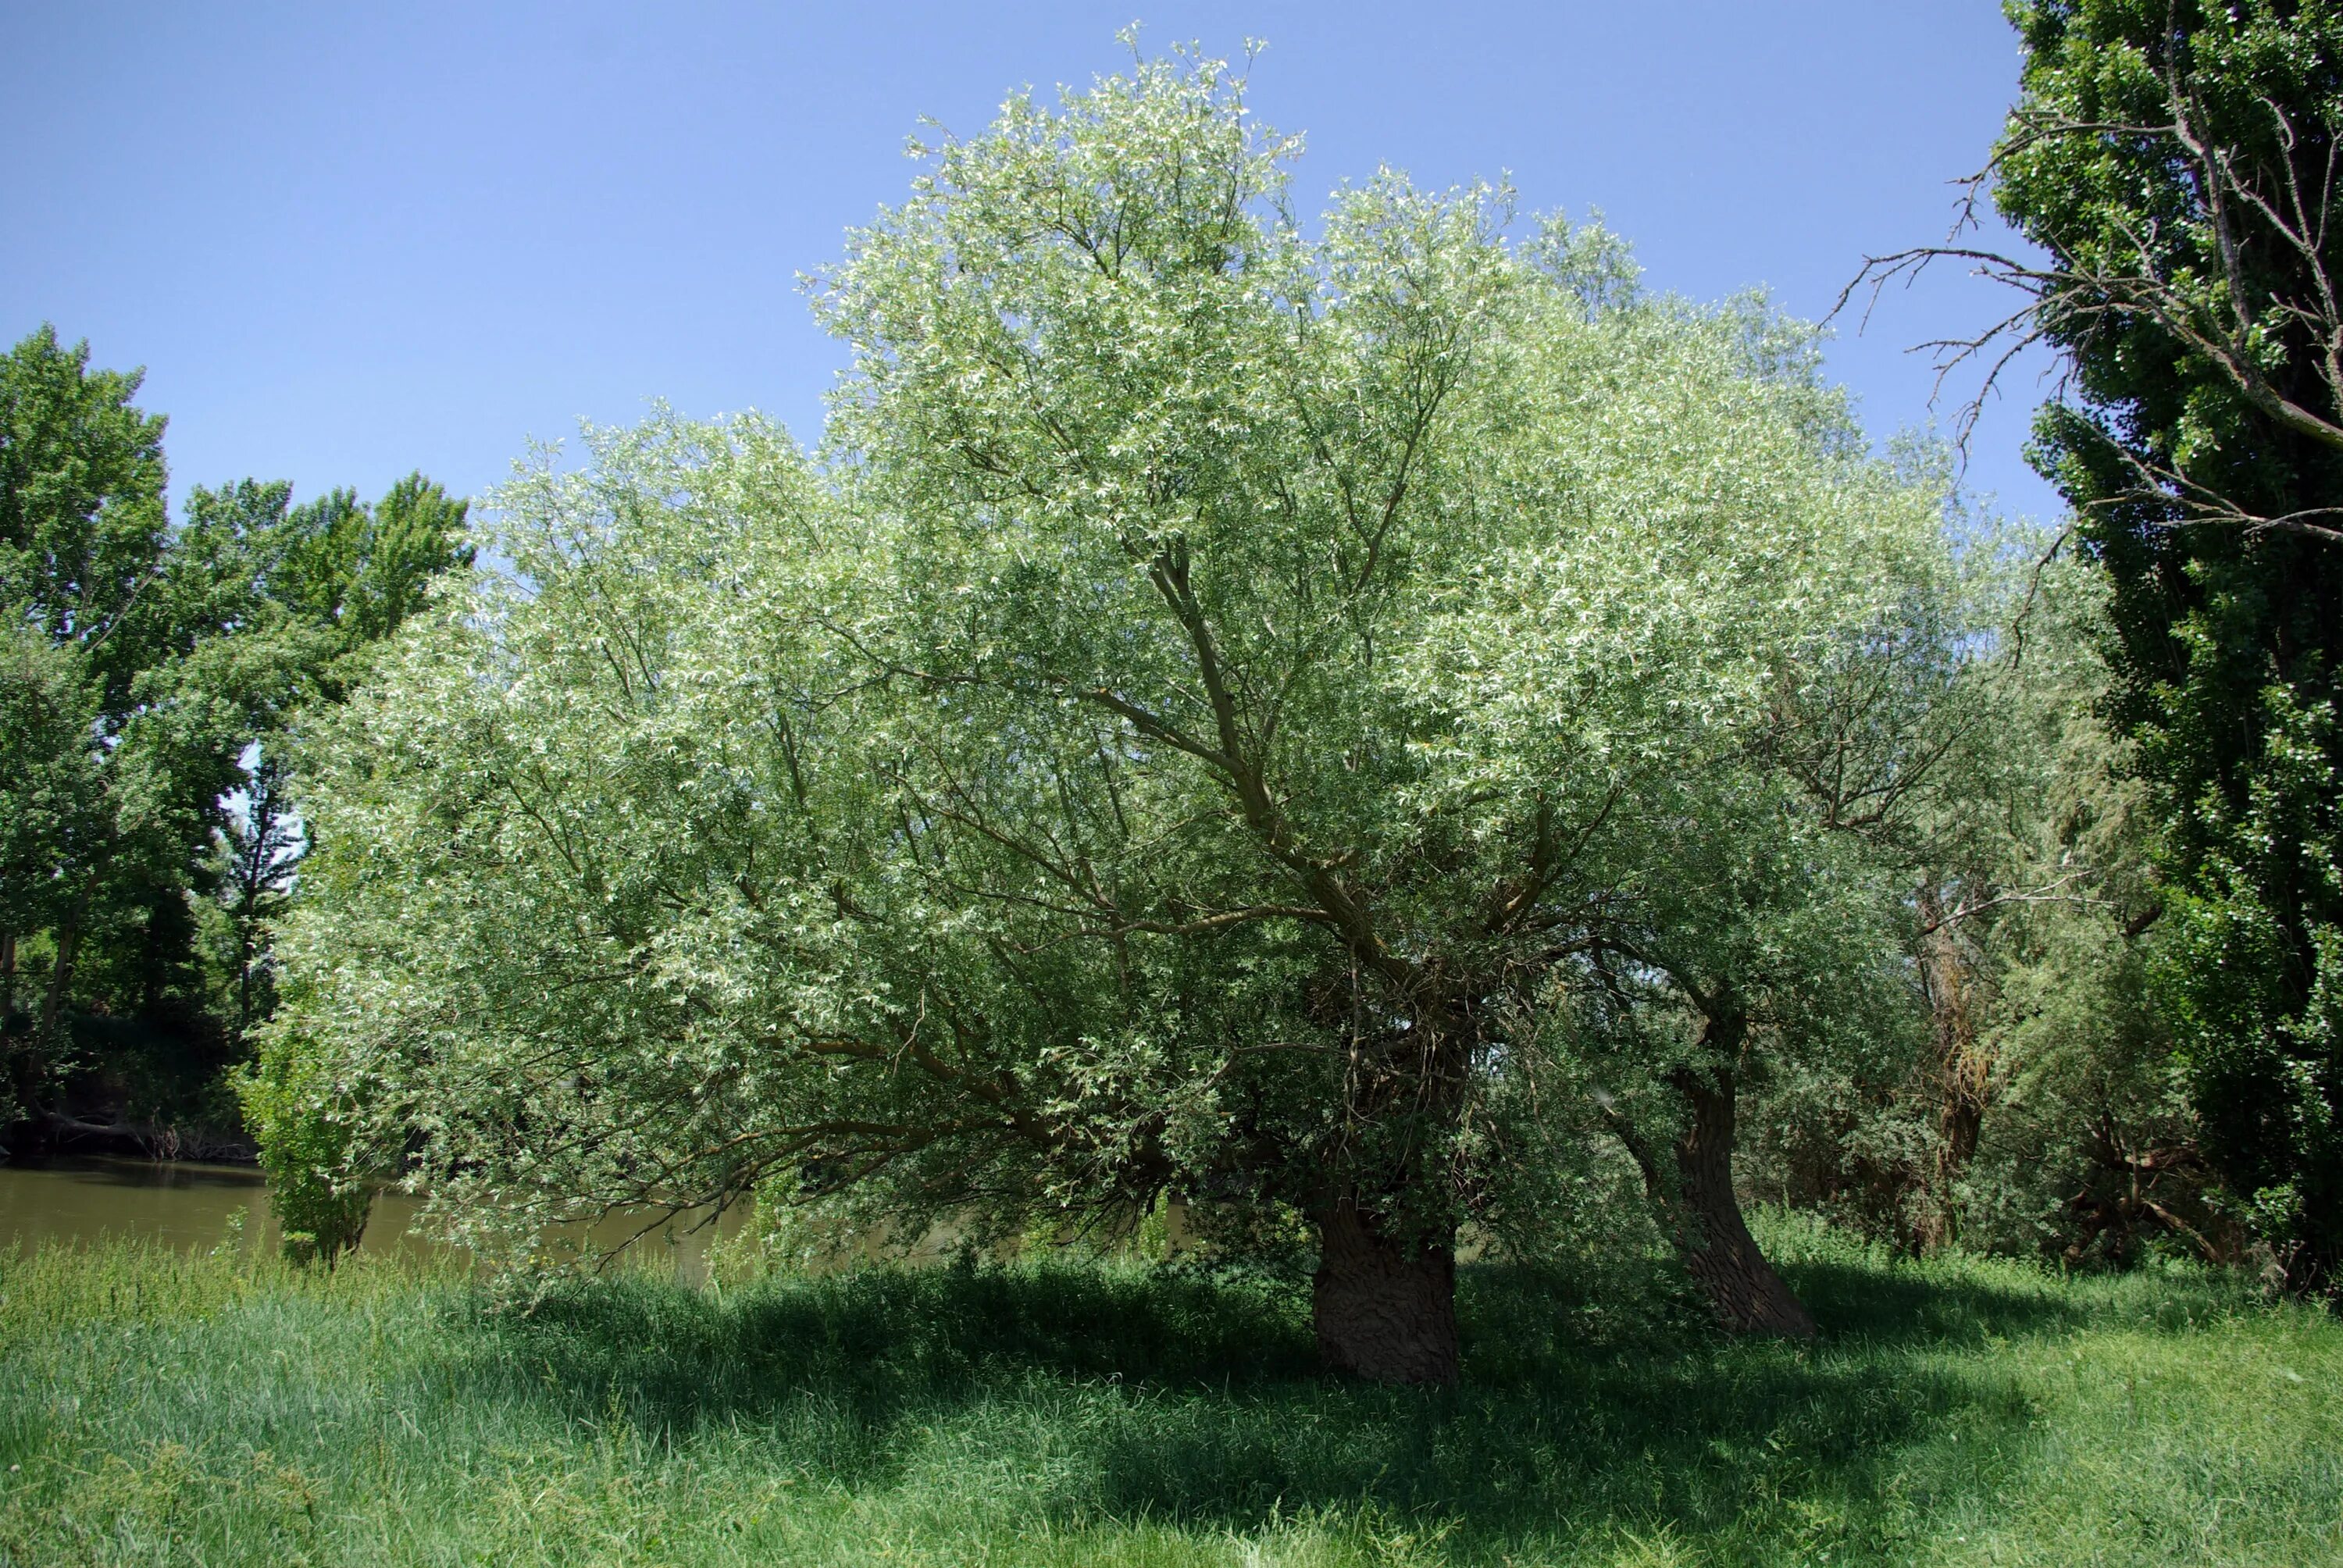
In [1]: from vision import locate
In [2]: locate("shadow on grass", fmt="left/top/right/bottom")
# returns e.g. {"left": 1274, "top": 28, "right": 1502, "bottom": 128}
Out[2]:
{"left": 427, "top": 1253, "right": 2056, "bottom": 1545}
{"left": 496, "top": 1260, "right": 1321, "bottom": 1409}
{"left": 1788, "top": 1256, "right": 2086, "bottom": 1345}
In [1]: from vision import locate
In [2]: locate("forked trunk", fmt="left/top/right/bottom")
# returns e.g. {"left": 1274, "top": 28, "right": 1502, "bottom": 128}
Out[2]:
{"left": 1311, "top": 1197, "right": 1460, "bottom": 1385}
{"left": 1667, "top": 1067, "right": 1817, "bottom": 1339}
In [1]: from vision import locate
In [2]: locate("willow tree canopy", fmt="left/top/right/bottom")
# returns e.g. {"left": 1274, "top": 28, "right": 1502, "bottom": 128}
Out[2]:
{"left": 271, "top": 47, "right": 1954, "bottom": 1382}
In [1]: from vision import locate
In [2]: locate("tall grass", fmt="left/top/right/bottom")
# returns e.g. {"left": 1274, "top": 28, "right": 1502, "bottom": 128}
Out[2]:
{"left": 1, "top": 1215, "right": 2337, "bottom": 1565}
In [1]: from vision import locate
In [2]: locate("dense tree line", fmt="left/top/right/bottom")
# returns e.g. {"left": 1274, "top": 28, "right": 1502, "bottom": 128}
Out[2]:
{"left": 0, "top": 324, "right": 466, "bottom": 1159}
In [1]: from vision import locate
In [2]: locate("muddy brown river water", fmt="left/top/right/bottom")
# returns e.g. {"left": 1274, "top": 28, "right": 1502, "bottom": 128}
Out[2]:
{"left": 0, "top": 1156, "right": 740, "bottom": 1279}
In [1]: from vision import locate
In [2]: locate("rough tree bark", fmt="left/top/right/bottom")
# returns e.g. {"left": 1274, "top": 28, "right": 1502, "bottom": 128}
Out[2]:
{"left": 1310, "top": 1196, "right": 1461, "bottom": 1385}
{"left": 1915, "top": 882, "right": 1993, "bottom": 1251}
{"left": 1603, "top": 1002, "right": 1817, "bottom": 1340}
{"left": 1664, "top": 1066, "right": 1817, "bottom": 1338}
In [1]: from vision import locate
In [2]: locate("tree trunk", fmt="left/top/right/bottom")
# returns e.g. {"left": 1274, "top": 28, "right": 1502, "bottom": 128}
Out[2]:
{"left": 1667, "top": 1067, "right": 1817, "bottom": 1339}
{"left": 1915, "top": 882, "right": 1995, "bottom": 1251}
{"left": 38, "top": 916, "right": 81, "bottom": 1054}
{"left": 1597, "top": 994, "right": 1817, "bottom": 1340}
{"left": 1310, "top": 1197, "right": 1460, "bottom": 1385}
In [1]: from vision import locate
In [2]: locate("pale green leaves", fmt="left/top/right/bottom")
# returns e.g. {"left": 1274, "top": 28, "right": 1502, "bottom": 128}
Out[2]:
{"left": 273, "top": 45, "right": 1968, "bottom": 1266}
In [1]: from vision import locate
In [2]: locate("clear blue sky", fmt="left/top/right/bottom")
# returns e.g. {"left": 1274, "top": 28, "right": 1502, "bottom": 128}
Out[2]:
{"left": 2, "top": 2, "right": 2060, "bottom": 522}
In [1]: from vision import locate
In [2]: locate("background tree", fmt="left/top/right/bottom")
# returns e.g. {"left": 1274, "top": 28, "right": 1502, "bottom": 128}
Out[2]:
{"left": 230, "top": 475, "right": 471, "bottom": 1259}
{"left": 0, "top": 326, "right": 170, "bottom": 698}
{"left": 0, "top": 628, "right": 105, "bottom": 1119}
{"left": 0, "top": 468, "right": 311, "bottom": 1150}
{"left": 1849, "top": 0, "right": 2343, "bottom": 1290}
{"left": 0, "top": 322, "right": 468, "bottom": 1153}
{"left": 1747, "top": 542, "right": 2195, "bottom": 1263}
{"left": 0, "top": 323, "right": 214, "bottom": 1133}
{"left": 1, "top": 324, "right": 167, "bottom": 1086}
{"left": 205, "top": 475, "right": 473, "bottom": 1052}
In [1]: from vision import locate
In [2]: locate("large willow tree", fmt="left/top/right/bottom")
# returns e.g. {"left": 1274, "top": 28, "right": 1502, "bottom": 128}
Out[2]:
{"left": 274, "top": 48, "right": 1950, "bottom": 1382}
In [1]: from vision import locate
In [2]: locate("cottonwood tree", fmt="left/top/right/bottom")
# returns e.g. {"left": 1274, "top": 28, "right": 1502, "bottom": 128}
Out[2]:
{"left": 1, "top": 325, "right": 169, "bottom": 1079}
{"left": 208, "top": 475, "right": 474, "bottom": 1042}
{"left": 0, "top": 342, "right": 282, "bottom": 1133}
{"left": 273, "top": 48, "right": 1950, "bottom": 1379}
{"left": 0, "top": 465, "right": 314, "bottom": 1145}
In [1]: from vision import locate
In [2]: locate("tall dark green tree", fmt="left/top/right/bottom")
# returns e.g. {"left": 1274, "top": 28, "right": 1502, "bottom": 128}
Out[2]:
{"left": 0, "top": 326, "right": 170, "bottom": 696}
{"left": 1856, "top": 2, "right": 2343, "bottom": 1289}
{"left": 1, "top": 322, "right": 470, "bottom": 1146}
{"left": 2, "top": 324, "right": 175, "bottom": 1108}
{"left": 0, "top": 451, "right": 302, "bottom": 1140}
{"left": 206, "top": 474, "right": 473, "bottom": 1053}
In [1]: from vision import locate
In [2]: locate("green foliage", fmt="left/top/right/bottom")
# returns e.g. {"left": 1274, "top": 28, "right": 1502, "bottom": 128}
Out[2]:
{"left": 1, "top": 1234, "right": 2337, "bottom": 1565}
{"left": 0, "top": 634, "right": 103, "bottom": 1010}
{"left": 1938, "top": 561, "right": 2201, "bottom": 1262}
{"left": 266, "top": 472, "right": 475, "bottom": 693}
{"left": 0, "top": 323, "right": 169, "bottom": 707}
{"left": 1994, "top": 0, "right": 2343, "bottom": 1288}
{"left": 0, "top": 320, "right": 471, "bottom": 1154}
{"left": 0, "top": 332, "right": 283, "bottom": 1131}
{"left": 194, "top": 471, "right": 473, "bottom": 1078}
{"left": 1735, "top": 540, "right": 2204, "bottom": 1265}
{"left": 271, "top": 47, "right": 1958, "bottom": 1313}
{"left": 236, "top": 1023, "right": 371, "bottom": 1266}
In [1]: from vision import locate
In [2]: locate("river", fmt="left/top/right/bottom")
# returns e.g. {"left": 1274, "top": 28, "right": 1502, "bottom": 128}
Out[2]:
{"left": 0, "top": 1156, "right": 741, "bottom": 1280}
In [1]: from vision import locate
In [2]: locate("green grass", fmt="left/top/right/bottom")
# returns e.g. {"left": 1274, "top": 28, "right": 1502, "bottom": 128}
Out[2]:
{"left": 1, "top": 1217, "right": 2338, "bottom": 1566}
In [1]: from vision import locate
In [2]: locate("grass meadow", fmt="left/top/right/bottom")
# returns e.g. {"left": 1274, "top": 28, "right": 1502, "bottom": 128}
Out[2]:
{"left": 0, "top": 1215, "right": 2337, "bottom": 1566}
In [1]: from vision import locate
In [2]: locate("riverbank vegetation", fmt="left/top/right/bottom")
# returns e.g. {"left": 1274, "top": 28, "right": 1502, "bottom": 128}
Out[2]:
{"left": 244, "top": 41, "right": 2190, "bottom": 1383}
{"left": 0, "top": 326, "right": 469, "bottom": 1164}
{"left": 3, "top": 0, "right": 2341, "bottom": 1513}
{"left": 2, "top": 1221, "right": 2338, "bottom": 1566}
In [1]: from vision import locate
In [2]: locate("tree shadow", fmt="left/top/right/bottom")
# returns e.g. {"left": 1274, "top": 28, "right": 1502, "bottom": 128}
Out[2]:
{"left": 1786, "top": 1256, "right": 2088, "bottom": 1345}
{"left": 473, "top": 1259, "right": 1318, "bottom": 1415}
{"left": 411, "top": 1253, "right": 2093, "bottom": 1552}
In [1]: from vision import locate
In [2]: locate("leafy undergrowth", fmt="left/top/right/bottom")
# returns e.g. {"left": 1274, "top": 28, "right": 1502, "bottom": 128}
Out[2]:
{"left": 0, "top": 1217, "right": 2337, "bottom": 1566}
